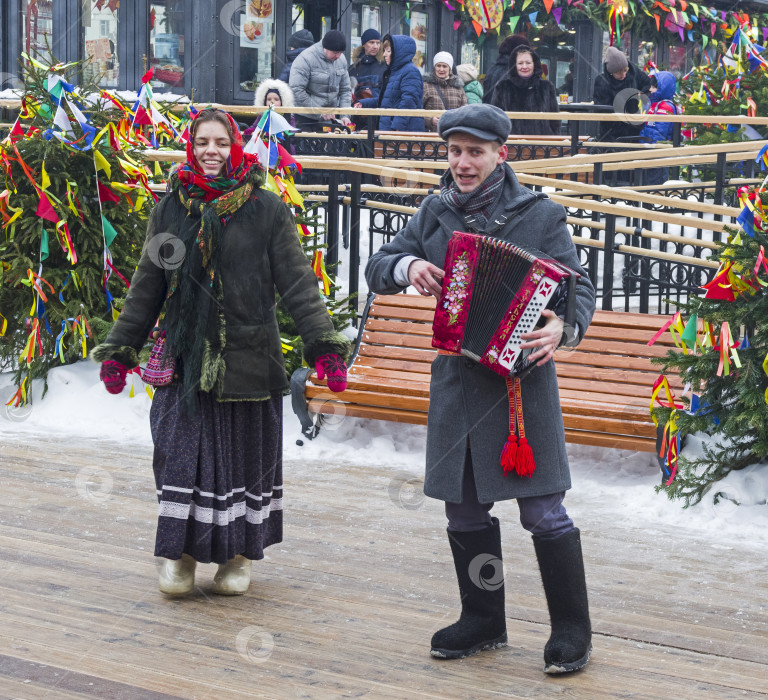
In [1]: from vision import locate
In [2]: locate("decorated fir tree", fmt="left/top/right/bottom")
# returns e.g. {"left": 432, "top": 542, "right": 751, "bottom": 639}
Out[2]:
{"left": 680, "top": 31, "right": 768, "bottom": 145}
{"left": 0, "top": 54, "right": 155, "bottom": 403}
{"left": 650, "top": 183, "right": 768, "bottom": 505}
{"left": 0, "top": 59, "right": 352, "bottom": 406}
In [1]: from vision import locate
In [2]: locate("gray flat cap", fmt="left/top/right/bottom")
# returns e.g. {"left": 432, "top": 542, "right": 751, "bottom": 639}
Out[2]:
{"left": 438, "top": 104, "right": 511, "bottom": 144}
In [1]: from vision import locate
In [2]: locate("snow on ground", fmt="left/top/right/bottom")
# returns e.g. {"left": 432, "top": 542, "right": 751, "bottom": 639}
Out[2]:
{"left": 1, "top": 360, "right": 766, "bottom": 547}
{"left": 1, "top": 178, "right": 763, "bottom": 546}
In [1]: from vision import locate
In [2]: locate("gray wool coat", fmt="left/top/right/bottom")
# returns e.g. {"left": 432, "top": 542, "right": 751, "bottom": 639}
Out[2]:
{"left": 365, "top": 165, "right": 596, "bottom": 503}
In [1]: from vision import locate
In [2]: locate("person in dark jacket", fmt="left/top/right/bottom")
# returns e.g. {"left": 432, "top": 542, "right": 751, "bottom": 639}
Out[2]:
{"left": 365, "top": 104, "right": 595, "bottom": 674}
{"left": 482, "top": 33, "right": 530, "bottom": 105}
{"left": 371, "top": 34, "right": 424, "bottom": 132}
{"left": 278, "top": 29, "right": 315, "bottom": 83}
{"left": 491, "top": 44, "right": 560, "bottom": 136}
{"left": 92, "top": 108, "right": 350, "bottom": 597}
{"left": 349, "top": 28, "right": 386, "bottom": 104}
{"left": 350, "top": 28, "right": 386, "bottom": 131}
{"left": 592, "top": 46, "right": 652, "bottom": 141}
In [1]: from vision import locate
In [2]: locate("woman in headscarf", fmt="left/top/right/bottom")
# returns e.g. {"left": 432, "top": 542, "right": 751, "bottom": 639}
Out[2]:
{"left": 422, "top": 51, "right": 467, "bottom": 132}
{"left": 92, "top": 108, "right": 350, "bottom": 597}
{"left": 491, "top": 44, "right": 560, "bottom": 136}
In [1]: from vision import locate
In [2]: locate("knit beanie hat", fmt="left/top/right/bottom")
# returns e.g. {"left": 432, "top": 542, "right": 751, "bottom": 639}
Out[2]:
{"left": 456, "top": 63, "right": 478, "bottom": 84}
{"left": 360, "top": 28, "right": 381, "bottom": 45}
{"left": 322, "top": 30, "right": 347, "bottom": 53}
{"left": 605, "top": 46, "right": 628, "bottom": 74}
{"left": 433, "top": 51, "right": 455, "bottom": 69}
{"left": 289, "top": 29, "right": 314, "bottom": 49}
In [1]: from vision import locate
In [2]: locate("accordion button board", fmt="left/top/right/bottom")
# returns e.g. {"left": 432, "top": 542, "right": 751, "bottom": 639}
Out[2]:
{"left": 432, "top": 231, "right": 579, "bottom": 379}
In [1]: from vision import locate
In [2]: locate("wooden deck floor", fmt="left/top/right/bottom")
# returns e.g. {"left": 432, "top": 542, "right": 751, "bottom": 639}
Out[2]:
{"left": 0, "top": 434, "right": 766, "bottom": 700}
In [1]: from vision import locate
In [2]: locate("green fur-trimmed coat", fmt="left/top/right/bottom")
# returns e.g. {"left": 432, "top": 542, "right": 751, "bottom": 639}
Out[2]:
{"left": 93, "top": 187, "right": 350, "bottom": 400}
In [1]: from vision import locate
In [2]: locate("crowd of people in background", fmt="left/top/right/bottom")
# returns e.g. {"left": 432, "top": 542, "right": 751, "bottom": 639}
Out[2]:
{"left": 255, "top": 27, "right": 677, "bottom": 166}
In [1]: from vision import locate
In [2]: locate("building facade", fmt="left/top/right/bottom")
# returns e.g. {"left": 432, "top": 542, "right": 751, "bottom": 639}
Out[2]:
{"left": 1, "top": 0, "right": 764, "bottom": 105}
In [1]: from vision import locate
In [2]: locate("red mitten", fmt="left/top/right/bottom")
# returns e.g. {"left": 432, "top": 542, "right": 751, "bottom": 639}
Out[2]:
{"left": 100, "top": 360, "right": 129, "bottom": 395}
{"left": 315, "top": 354, "right": 347, "bottom": 393}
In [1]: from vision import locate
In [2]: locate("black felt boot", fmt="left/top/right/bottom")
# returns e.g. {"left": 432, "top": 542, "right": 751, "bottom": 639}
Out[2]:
{"left": 430, "top": 517, "right": 508, "bottom": 660}
{"left": 533, "top": 528, "right": 592, "bottom": 674}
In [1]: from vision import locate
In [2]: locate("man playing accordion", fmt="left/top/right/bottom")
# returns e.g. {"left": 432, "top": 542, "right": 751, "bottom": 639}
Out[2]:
{"left": 365, "top": 104, "right": 596, "bottom": 674}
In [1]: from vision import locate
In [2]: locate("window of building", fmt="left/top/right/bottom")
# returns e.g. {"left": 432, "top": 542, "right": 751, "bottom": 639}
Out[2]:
{"left": 460, "top": 41, "right": 481, "bottom": 75}
{"left": 21, "top": 0, "right": 54, "bottom": 60}
{"left": 405, "top": 4, "right": 428, "bottom": 73}
{"left": 149, "top": 1, "right": 186, "bottom": 90}
{"left": 532, "top": 22, "right": 576, "bottom": 98}
{"left": 292, "top": 5, "right": 305, "bottom": 33}
{"left": 82, "top": 0, "right": 119, "bottom": 88}
{"left": 239, "top": 0, "right": 276, "bottom": 93}
{"left": 351, "top": 2, "right": 382, "bottom": 51}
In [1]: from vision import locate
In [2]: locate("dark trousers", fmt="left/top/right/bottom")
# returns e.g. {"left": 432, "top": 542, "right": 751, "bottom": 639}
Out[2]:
{"left": 445, "top": 451, "right": 574, "bottom": 540}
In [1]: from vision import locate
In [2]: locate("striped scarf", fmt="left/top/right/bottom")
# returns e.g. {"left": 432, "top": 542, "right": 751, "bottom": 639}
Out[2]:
{"left": 440, "top": 164, "right": 506, "bottom": 231}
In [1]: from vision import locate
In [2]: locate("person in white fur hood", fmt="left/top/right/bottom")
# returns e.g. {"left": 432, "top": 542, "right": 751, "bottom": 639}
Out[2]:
{"left": 243, "top": 79, "right": 296, "bottom": 142}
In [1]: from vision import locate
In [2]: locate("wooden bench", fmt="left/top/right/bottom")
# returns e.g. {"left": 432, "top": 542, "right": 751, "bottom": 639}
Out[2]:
{"left": 290, "top": 293, "right": 681, "bottom": 452}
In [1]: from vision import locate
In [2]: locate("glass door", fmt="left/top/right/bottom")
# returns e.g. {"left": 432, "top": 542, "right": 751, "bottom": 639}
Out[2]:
{"left": 149, "top": 1, "right": 187, "bottom": 91}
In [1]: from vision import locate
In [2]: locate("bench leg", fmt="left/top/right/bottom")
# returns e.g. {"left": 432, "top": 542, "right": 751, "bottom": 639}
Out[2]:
{"left": 290, "top": 367, "right": 320, "bottom": 440}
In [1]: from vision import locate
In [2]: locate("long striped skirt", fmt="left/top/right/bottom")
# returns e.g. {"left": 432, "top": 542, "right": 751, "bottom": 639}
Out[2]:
{"left": 149, "top": 385, "right": 283, "bottom": 564}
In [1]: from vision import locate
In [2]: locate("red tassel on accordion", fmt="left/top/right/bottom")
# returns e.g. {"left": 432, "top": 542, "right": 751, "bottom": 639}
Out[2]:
{"left": 515, "top": 437, "right": 536, "bottom": 478}
{"left": 500, "top": 433, "right": 518, "bottom": 477}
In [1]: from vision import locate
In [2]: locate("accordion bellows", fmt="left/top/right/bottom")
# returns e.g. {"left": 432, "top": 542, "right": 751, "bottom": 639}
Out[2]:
{"left": 432, "top": 231, "right": 577, "bottom": 378}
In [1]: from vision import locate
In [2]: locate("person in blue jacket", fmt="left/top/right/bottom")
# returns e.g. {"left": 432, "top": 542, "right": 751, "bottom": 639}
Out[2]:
{"left": 367, "top": 34, "right": 424, "bottom": 132}
{"left": 640, "top": 71, "right": 680, "bottom": 185}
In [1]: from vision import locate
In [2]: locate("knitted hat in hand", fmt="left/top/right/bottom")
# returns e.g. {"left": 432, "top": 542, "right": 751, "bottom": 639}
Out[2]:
{"left": 289, "top": 29, "right": 314, "bottom": 49}
{"left": 360, "top": 28, "right": 381, "bottom": 45}
{"left": 433, "top": 51, "right": 455, "bottom": 69}
{"left": 456, "top": 63, "right": 479, "bottom": 84}
{"left": 322, "top": 30, "right": 347, "bottom": 53}
{"left": 605, "top": 46, "right": 629, "bottom": 74}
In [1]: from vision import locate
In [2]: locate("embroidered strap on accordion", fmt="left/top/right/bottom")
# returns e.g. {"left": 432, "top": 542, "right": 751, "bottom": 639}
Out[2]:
{"left": 501, "top": 377, "right": 536, "bottom": 478}
{"left": 438, "top": 350, "right": 536, "bottom": 478}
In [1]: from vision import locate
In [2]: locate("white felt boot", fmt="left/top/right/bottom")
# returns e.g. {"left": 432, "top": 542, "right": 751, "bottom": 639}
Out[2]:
{"left": 158, "top": 554, "right": 197, "bottom": 595}
{"left": 212, "top": 555, "right": 252, "bottom": 595}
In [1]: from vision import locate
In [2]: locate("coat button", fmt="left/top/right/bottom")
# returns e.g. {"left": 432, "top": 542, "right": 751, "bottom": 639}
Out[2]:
{"left": 464, "top": 359, "right": 475, "bottom": 369}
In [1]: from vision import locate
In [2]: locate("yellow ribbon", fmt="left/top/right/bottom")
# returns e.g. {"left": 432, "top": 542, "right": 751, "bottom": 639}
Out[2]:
{"left": 763, "top": 351, "right": 768, "bottom": 405}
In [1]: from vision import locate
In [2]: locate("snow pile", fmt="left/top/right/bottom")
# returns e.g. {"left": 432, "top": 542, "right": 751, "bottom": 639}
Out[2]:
{"left": 1, "top": 361, "right": 766, "bottom": 545}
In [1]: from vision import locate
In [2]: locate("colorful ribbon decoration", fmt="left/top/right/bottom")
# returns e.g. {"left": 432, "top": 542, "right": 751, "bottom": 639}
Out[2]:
{"left": 0, "top": 58, "right": 174, "bottom": 406}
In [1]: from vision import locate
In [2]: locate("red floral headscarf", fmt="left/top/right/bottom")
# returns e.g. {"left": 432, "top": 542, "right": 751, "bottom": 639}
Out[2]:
{"left": 175, "top": 108, "right": 258, "bottom": 202}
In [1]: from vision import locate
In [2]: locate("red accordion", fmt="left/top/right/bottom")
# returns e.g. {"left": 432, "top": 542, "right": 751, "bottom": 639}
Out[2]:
{"left": 432, "top": 231, "right": 578, "bottom": 378}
